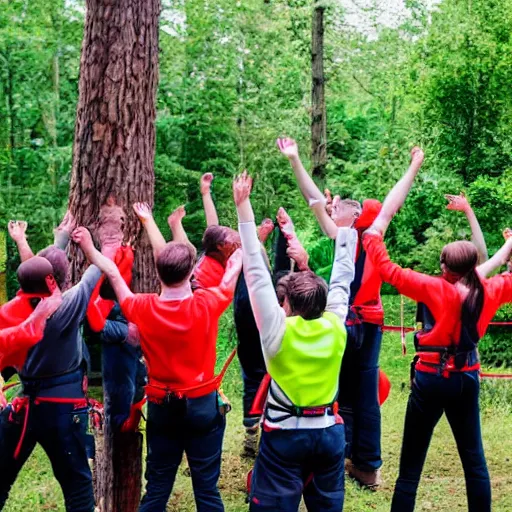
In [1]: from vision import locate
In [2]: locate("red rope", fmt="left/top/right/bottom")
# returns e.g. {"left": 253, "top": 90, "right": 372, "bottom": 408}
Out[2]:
{"left": 481, "top": 373, "right": 512, "bottom": 380}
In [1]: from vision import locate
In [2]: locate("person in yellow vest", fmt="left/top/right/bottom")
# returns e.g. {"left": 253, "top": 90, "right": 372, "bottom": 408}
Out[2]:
{"left": 233, "top": 171, "right": 358, "bottom": 512}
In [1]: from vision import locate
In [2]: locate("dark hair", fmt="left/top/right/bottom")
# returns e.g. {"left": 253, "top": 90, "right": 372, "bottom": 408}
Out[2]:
{"left": 99, "top": 279, "right": 116, "bottom": 301}
{"left": 156, "top": 242, "right": 197, "bottom": 286}
{"left": 202, "top": 226, "right": 240, "bottom": 262}
{"left": 279, "top": 271, "right": 328, "bottom": 320}
{"left": 17, "top": 256, "right": 54, "bottom": 294}
{"left": 37, "top": 246, "right": 69, "bottom": 290}
{"left": 441, "top": 241, "right": 484, "bottom": 336}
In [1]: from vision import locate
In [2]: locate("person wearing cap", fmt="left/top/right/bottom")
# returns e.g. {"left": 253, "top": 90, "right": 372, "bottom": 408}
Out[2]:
{"left": 0, "top": 229, "right": 113, "bottom": 512}
{"left": 277, "top": 137, "right": 394, "bottom": 486}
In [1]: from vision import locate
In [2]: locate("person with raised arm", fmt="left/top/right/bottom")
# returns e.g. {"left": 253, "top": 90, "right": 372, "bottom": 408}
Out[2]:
{"left": 234, "top": 171, "right": 357, "bottom": 512}
{"left": 200, "top": 172, "right": 220, "bottom": 227}
{"left": 362, "top": 147, "right": 512, "bottom": 512}
{"left": 73, "top": 203, "right": 243, "bottom": 512}
{"left": 277, "top": 136, "right": 391, "bottom": 487}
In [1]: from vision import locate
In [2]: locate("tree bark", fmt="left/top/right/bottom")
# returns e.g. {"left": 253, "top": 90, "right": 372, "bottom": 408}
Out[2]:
{"left": 69, "top": 0, "right": 161, "bottom": 294}
{"left": 69, "top": 1, "right": 161, "bottom": 510}
{"left": 311, "top": 3, "right": 326, "bottom": 179}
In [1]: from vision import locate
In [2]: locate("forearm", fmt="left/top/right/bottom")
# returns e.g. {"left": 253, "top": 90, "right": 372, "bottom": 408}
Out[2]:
{"left": 16, "top": 239, "right": 34, "bottom": 262}
{"left": 288, "top": 155, "right": 325, "bottom": 204}
{"left": 465, "top": 208, "right": 488, "bottom": 263}
{"left": 170, "top": 221, "right": 190, "bottom": 244}
{"left": 310, "top": 202, "right": 338, "bottom": 240}
{"left": 53, "top": 230, "right": 70, "bottom": 251}
{"left": 371, "top": 163, "right": 419, "bottom": 236}
{"left": 143, "top": 218, "right": 167, "bottom": 259}
{"left": 477, "top": 239, "right": 512, "bottom": 277}
{"left": 202, "top": 193, "right": 219, "bottom": 227}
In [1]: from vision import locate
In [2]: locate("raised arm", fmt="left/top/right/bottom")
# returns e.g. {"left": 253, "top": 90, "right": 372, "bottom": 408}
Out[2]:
{"left": 325, "top": 202, "right": 358, "bottom": 323}
{"left": 167, "top": 205, "right": 190, "bottom": 244}
{"left": 477, "top": 234, "right": 512, "bottom": 278}
{"left": 367, "top": 147, "right": 424, "bottom": 237}
{"left": 72, "top": 227, "right": 133, "bottom": 305}
{"left": 234, "top": 172, "right": 286, "bottom": 359}
{"left": 446, "top": 193, "right": 488, "bottom": 263}
{"left": 53, "top": 210, "right": 75, "bottom": 250}
{"left": 277, "top": 138, "right": 338, "bottom": 240}
{"left": 133, "top": 202, "right": 166, "bottom": 260}
{"left": 8, "top": 221, "right": 34, "bottom": 262}
{"left": 200, "top": 173, "right": 219, "bottom": 227}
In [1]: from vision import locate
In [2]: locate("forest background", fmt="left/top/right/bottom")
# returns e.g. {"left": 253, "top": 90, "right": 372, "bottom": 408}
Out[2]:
{"left": 1, "top": 0, "right": 512, "bottom": 365}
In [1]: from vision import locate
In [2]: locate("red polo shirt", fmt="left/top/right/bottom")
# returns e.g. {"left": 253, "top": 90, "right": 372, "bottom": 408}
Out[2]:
{"left": 121, "top": 285, "right": 233, "bottom": 390}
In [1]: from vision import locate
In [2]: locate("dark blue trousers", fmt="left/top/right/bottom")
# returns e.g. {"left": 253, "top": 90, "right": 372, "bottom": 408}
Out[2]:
{"left": 0, "top": 401, "right": 94, "bottom": 511}
{"left": 139, "top": 391, "right": 226, "bottom": 512}
{"left": 249, "top": 424, "right": 346, "bottom": 512}
{"left": 338, "top": 323, "right": 383, "bottom": 471}
{"left": 102, "top": 343, "right": 146, "bottom": 430}
{"left": 391, "top": 370, "right": 491, "bottom": 512}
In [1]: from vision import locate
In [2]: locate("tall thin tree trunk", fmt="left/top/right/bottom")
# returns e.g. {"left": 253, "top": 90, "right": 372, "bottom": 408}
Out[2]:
{"left": 311, "top": 3, "right": 326, "bottom": 179}
{"left": 69, "top": 1, "right": 161, "bottom": 510}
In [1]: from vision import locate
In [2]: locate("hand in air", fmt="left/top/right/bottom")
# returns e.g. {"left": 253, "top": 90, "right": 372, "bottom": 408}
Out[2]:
{"left": 233, "top": 171, "right": 253, "bottom": 206}
{"left": 276, "top": 207, "right": 295, "bottom": 239}
{"left": 133, "top": 202, "right": 153, "bottom": 223}
{"left": 331, "top": 196, "right": 357, "bottom": 228}
{"left": 168, "top": 205, "right": 186, "bottom": 229}
{"left": 258, "top": 218, "right": 275, "bottom": 243}
{"left": 287, "top": 239, "right": 309, "bottom": 271}
{"left": 71, "top": 227, "right": 95, "bottom": 252}
{"left": 200, "top": 173, "right": 214, "bottom": 195}
{"left": 276, "top": 138, "right": 299, "bottom": 160}
{"left": 410, "top": 146, "right": 425, "bottom": 168}
{"left": 503, "top": 228, "right": 512, "bottom": 241}
{"left": 8, "top": 220, "right": 28, "bottom": 242}
{"left": 445, "top": 193, "right": 470, "bottom": 213}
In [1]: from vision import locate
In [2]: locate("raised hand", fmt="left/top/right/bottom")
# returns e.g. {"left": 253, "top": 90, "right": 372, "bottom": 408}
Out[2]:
{"left": 258, "top": 218, "right": 275, "bottom": 243}
{"left": 331, "top": 196, "right": 358, "bottom": 228}
{"left": 233, "top": 170, "right": 253, "bottom": 206}
{"left": 410, "top": 146, "right": 425, "bottom": 169}
{"left": 168, "top": 205, "right": 186, "bottom": 229}
{"left": 71, "top": 227, "right": 95, "bottom": 253}
{"left": 503, "top": 228, "right": 512, "bottom": 241}
{"left": 324, "top": 189, "right": 333, "bottom": 216}
{"left": 276, "top": 138, "right": 299, "bottom": 160}
{"left": 276, "top": 207, "right": 295, "bottom": 239}
{"left": 200, "top": 173, "right": 214, "bottom": 196}
{"left": 8, "top": 220, "right": 28, "bottom": 242}
{"left": 287, "top": 239, "right": 309, "bottom": 271}
{"left": 445, "top": 193, "right": 470, "bottom": 213}
{"left": 132, "top": 202, "right": 153, "bottom": 223}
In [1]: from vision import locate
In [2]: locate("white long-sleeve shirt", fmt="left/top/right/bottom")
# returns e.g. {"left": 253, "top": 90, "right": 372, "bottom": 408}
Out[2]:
{"left": 239, "top": 222, "right": 357, "bottom": 429}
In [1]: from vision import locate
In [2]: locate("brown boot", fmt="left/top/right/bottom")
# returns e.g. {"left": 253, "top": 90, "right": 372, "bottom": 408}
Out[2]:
{"left": 242, "top": 425, "right": 259, "bottom": 459}
{"left": 347, "top": 464, "right": 381, "bottom": 490}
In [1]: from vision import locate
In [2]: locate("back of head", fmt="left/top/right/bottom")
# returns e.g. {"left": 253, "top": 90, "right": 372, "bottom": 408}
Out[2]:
{"left": 441, "top": 241, "right": 478, "bottom": 276}
{"left": 17, "top": 256, "right": 55, "bottom": 295}
{"left": 37, "top": 246, "right": 69, "bottom": 290}
{"left": 202, "top": 226, "right": 241, "bottom": 263}
{"left": 156, "top": 242, "right": 197, "bottom": 287}
{"left": 280, "top": 271, "right": 328, "bottom": 320}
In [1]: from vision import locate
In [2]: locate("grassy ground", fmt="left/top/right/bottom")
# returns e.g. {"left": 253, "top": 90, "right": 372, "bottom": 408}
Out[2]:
{"left": 4, "top": 297, "right": 512, "bottom": 511}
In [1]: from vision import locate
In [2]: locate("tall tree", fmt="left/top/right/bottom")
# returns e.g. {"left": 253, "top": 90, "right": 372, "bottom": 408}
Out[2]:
{"left": 311, "top": 1, "right": 326, "bottom": 178}
{"left": 68, "top": 1, "right": 161, "bottom": 510}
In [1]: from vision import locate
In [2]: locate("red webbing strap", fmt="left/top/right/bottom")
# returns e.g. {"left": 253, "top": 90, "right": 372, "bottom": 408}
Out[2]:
{"left": 481, "top": 373, "right": 512, "bottom": 379}
{"left": 383, "top": 322, "right": 512, "bottom": 333}
{"left": 10, "top": 396, "right": 89, "bottom": 459}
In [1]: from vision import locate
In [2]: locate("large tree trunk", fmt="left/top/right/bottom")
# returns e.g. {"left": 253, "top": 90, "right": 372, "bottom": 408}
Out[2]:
{"left": 311, "top": 3, "right": 326, "bottom": 179}
{"left": 69, "top": 0, "right": 160, "bottom": 294}
{"left": 69, "top": 1, "right": 161, "bottom": 510}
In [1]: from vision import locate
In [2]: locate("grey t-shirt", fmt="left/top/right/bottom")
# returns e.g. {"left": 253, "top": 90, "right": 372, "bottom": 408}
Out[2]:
{"left": 21, "top": 265, "right": 102, "bottom": 381}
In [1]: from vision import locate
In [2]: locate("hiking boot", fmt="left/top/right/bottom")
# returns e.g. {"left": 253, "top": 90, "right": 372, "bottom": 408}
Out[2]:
{"left": 242, "top": 425, "right": 259, "bottom": 459}
{"left": 347, "top": 464, "right": 381, "bottom": 490}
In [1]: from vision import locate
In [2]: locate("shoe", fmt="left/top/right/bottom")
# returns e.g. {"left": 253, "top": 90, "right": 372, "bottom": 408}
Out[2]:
{"left": 242, "top": 425, "right": 259, "bottom": 459}
{"left": 347, "top": 464, "right": 381, "bottom": 490}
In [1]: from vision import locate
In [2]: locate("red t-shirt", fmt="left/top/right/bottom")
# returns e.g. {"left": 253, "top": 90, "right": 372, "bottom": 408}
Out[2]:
{"left": 121, "top": 285, "right": 233, "bottom": 389}
{"left": 192, "top": 255, "right": 225, "bottom": 289}
{"left": 364, "top": 233, "right": 512, "bottom": 371}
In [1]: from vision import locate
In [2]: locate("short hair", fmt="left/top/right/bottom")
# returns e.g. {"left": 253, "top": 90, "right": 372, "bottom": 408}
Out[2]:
{"left": 340, "top": 199, "right": 362, "bottom": 215}
{"left": 156, "top": 242, "right": 197, "bottom": 286}
{"left": 278, "top": 271, "right": 328, "bottom": 320}
{"left": 17, "top": 256, "right": 54, "bottom": 294}
{"left": 37, "top": 246, "right": 69, "bottom": 290}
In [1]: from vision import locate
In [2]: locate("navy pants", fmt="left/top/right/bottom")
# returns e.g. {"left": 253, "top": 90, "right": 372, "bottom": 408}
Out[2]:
{"left": 102, "top": 343, "right": 146, "bottom": 430}
{"left": 249, "top": 424, "right": 346, "bottom": 512}
{"left": 391, "top": 370, "right": 491, "bottom": 512}
{"left": 338, "top": 323, "right": 382, "bottom": 471}
{"left": 0, "top": 401, "right": 94, "bottom": 511}
{"left": 139, "top": 391, "right": 226, "bottom": 512}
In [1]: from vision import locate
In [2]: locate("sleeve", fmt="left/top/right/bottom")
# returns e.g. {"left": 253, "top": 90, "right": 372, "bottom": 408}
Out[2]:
{"left": 53, "top": 231, "right": 70, "bottom": 251}
{"left": 120, "top": 294, "right": 144, "bottom": 324}
{"left": 0, "top": 321, "right": 44, "bottom": 356}
{"left": 76, "top": 265, "right": 103, "bottom": 303}
{"left": 325, "top": 227, "right": 357, "bottom": 322}
{"left": 239, "top": 221, "right": 286, "bottom": 360}
{"left": 486, "top": 273, "right": 512, "bottom": 306}
{"left": 363, "top": 233, "right": 442, "bottom": 306}
{"left": 100, "top": 319, "right": 129, "bottom": 345}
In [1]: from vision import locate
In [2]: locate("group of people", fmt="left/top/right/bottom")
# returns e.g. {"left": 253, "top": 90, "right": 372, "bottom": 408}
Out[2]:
{"left": 0, "top": 137, "right": 511, "bottom": 512}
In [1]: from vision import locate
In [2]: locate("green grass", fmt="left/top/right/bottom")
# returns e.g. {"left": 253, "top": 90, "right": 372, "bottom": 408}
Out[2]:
{"left": 4, "top": 300, "right": 512, "bottom": 511}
